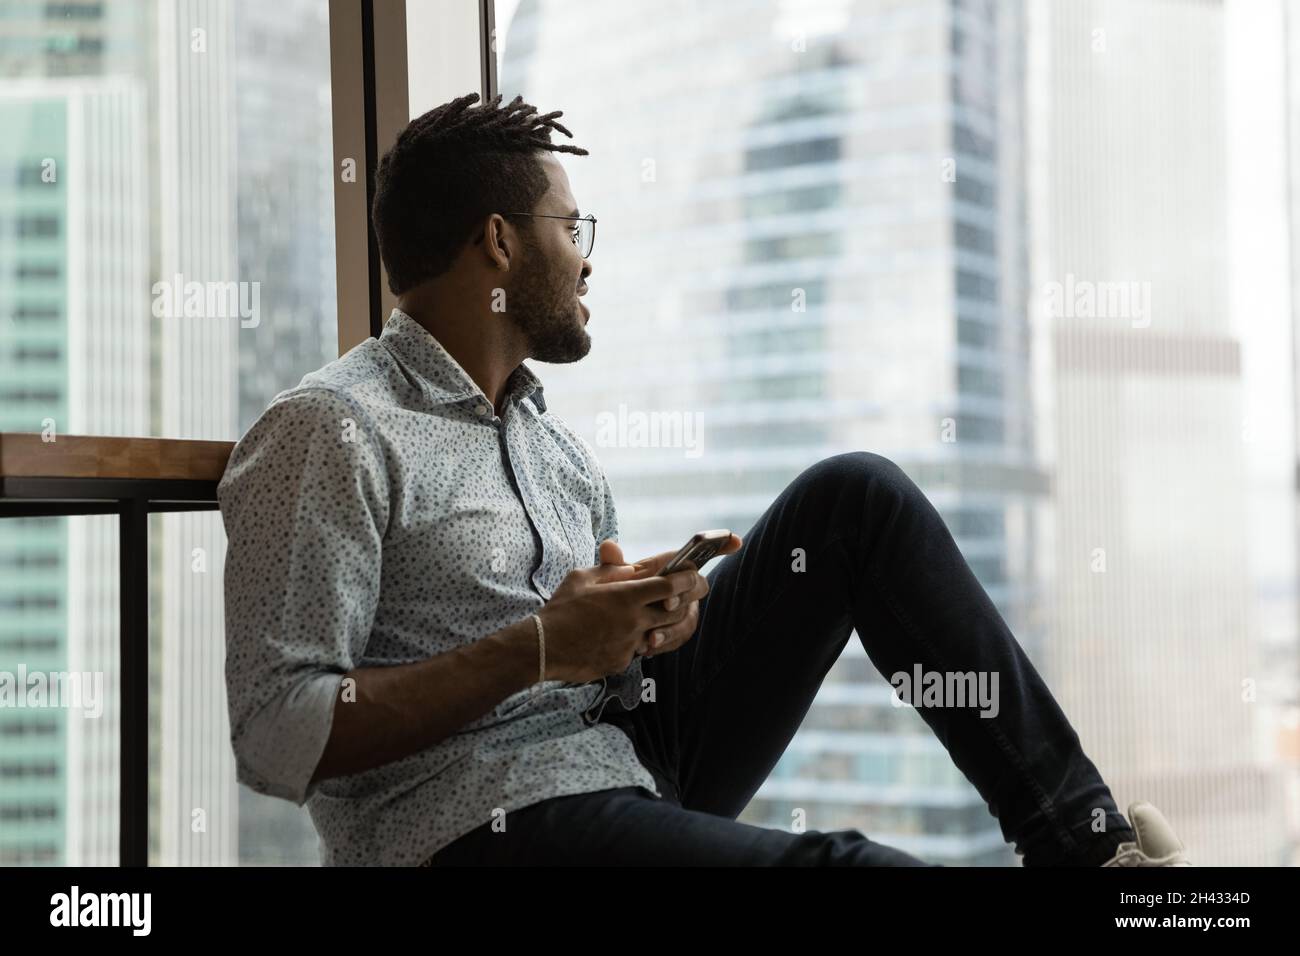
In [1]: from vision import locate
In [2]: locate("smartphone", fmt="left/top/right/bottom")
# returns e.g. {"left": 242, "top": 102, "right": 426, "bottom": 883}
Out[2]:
{"left": 659, "top": 529, "right": 732, "bottom": 576}
{"left": 640, "top": 530, "right": 732, "bottom": 647}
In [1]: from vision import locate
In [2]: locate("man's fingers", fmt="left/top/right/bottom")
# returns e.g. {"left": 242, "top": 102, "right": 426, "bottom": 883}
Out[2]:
{"left": 590, "top": 561, "right": 638, "bottom": 583}
{"left": 662, "top": 569, "right": 699, "bottom": 599}
{"left": 598, "top": 539, "right": 627, "bottom": 566}
{"left": 644, "top": 599, "right": 694, "bottom": 631}
{"left": 662, "top": 572, "right": 709, "bottom": 610}
{"left": 643, "top": 604, "right": 700, "bottom": 655}
{"left": 628, "top": 549, "right": 678, "bottom": 578}
{"left": 608, "top": 570, "right": 697, "bottom": 605}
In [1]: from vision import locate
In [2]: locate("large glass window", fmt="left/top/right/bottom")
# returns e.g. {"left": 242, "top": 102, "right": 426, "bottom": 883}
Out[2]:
{"left": 0, "top": 0, "right": 335, "bottom": 864}
{"left": 498, "top": 0, "right": 1299, "bottom": 865}
{"left": 3, "top": 0, "right": 1297, "bottom": 869}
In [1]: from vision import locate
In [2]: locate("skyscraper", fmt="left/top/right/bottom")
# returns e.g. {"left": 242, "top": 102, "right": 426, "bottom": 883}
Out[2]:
{"left": 0, "top": 0, "right": 335, "bottom": 865}
{"left": 1025, "top": 0, "right": 1290, "bottom": 865}
{"left": 500, "top": 0, "right": 1035, "bottom": 865}
{"left": 0, "top": 0, "right": 151, "bottom": 865}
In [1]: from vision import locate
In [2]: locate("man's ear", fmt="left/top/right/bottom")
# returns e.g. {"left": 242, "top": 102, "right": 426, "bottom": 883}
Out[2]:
{"left": 481, "top": 213, "right": 515, "bottom": 271}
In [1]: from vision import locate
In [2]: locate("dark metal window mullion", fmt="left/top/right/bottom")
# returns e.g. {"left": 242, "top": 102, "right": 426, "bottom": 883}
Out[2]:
{"left": 361, "top": 0, "right": 383, "bottom": 341}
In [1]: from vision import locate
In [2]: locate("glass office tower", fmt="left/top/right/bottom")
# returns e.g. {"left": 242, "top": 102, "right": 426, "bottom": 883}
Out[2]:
{"left": 0, "top": 0, "right": 333, "bottom": 865}
{"left": 500, "top": 0, "right": 1034, "bottom": 864}
{"left": 1026, "top": 0, "right": 1291, "bottom": 865}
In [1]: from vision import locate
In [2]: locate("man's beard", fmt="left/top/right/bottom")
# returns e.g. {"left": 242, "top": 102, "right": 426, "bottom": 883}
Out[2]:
{"left": 505, "top": 258, "right": 591, "bottom": 364}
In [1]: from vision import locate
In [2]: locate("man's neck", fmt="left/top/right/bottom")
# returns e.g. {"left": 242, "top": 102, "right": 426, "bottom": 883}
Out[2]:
{"left": 397, "top": 288, "right": 526, "bottom": 415}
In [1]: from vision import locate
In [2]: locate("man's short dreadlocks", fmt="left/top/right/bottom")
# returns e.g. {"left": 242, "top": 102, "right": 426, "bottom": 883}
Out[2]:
{"left": 372, "top": 91, "right": 588, "bottom": 296}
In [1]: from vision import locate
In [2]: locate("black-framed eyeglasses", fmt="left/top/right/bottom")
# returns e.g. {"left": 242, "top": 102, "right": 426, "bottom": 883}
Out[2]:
{"left": 500, "top": 212, "right": 597, "bottom": 258}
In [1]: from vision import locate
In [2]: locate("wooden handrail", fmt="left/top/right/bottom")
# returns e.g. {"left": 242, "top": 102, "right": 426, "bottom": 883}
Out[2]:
{"left": 0, "top": 433, "right": 234, "bottom": 482}
{"left": 0, "top": 431, "right": 236, "bottom": 866}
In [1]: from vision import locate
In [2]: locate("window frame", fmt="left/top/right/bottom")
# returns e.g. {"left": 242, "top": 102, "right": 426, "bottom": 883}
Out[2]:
{"left": 328, "top": 0, "right": 497, "bottom": 352}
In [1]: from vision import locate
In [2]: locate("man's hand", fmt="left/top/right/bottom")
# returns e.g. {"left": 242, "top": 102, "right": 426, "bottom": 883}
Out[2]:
{"left": 537, "top": 551, "right": 701, "bottom": 684}
{"left": 596, "top": 535, "right": 742, "bottom": 658}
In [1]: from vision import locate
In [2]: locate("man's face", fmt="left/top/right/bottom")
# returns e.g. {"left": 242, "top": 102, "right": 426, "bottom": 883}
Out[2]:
{"left": 502, "top": 153, "right": 593, "bottom": 364}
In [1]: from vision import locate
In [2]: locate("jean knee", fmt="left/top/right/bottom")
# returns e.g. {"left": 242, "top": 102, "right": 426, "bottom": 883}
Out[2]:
{"left": 800, "top": 451, "right": 916, "bottom": 500}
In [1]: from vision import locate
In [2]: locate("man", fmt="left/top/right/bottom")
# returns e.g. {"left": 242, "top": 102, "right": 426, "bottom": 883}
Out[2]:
{"left": 218, "top": 92, "right": 1190, "bottom": 866}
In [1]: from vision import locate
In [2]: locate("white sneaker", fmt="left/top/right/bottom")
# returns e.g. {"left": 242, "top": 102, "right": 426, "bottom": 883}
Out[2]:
{"left": 1101, "top": 801, "right": 1192, "bottom": 866}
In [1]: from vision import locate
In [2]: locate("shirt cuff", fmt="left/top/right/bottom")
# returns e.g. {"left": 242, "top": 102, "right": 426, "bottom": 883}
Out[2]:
{"left": 232, "top": 671, "right": 345, "bottom": 806}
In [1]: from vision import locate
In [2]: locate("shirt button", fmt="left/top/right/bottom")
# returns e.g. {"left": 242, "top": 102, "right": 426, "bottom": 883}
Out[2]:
{"left": 475, "top": 404, "right": 489, "bottom": 416}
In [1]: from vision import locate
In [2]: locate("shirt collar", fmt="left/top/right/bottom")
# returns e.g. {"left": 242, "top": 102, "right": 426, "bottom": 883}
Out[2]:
{"left": 378, "top": 308, "right": 547, "bottom": 414}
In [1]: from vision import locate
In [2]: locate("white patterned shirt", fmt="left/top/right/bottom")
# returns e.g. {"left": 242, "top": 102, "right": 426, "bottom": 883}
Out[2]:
{"left": 218, "top": 308, "right": 659, "bottom": 865}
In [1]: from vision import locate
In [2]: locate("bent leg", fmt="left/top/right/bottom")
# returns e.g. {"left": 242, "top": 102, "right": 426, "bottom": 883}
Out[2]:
{"left": 645, "top": 452, "right": 1133, "bottom": 866}
{"left": 425, "top": 786, "right": 937, "bottom": 866}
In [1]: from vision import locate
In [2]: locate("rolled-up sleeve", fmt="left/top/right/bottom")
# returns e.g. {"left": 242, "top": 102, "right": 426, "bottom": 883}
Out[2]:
{"left": 217, "top": 388, "right": 389, "bottom": 805}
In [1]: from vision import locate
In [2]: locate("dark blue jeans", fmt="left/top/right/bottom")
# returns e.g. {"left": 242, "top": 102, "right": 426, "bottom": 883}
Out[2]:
{"left": 427, "top": 453, "right": 1135, "bottom": 866}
